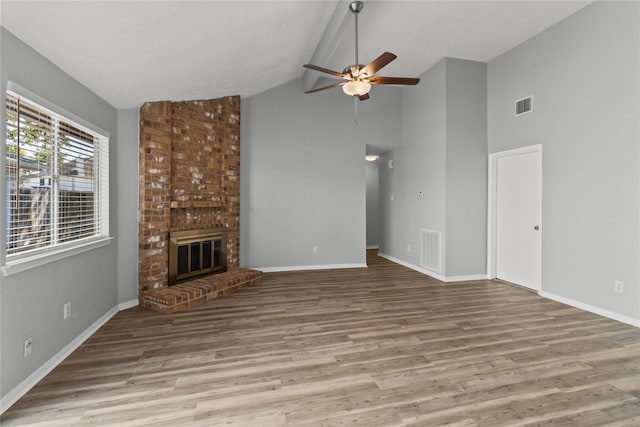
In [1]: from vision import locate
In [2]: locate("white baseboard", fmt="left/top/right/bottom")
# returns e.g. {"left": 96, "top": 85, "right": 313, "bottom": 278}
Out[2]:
{"left": 0, "top": 305, "right": 119, "bottom": 414}
{"left": 377, "top": 252, "right": 488, "bottom": 283}
{"left": 538, "top": 290, "right": 640, "bottom": 328}
{"left": 366, "top": 245, "right": 379, "bottom": 250}
{"left": 378, "top": 252, "right": 447, "bottom": 281}
{"left": 256, "top": 263, "right": 367, "bottom": 273}
{"left": 118, "top": 298, "right": 139, "bottom": 311}
{"left": 378, "top": 252, "right": 638, "bottom": 327}
{"left": 446, "top": 274, "right": 491, "bottom": 282}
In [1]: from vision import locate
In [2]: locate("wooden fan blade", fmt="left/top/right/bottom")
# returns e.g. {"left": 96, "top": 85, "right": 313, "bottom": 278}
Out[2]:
{"left": 360, "top": 52, "right": 397, "bottom": 77}
{"left": 369, "top": 76, "right": 420, "bottom": 86}
{"left": 359, "top": 93, "right": 370, "bottom": 101}
{"left": 305, "top": 81, "right": 345, "bottom": 94}
{"left": 303, "top": 63, "right": 345, "bottom": 78}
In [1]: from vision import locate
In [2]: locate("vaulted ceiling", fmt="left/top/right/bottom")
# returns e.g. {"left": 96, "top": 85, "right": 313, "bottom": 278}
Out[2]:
{"left": 1, "top": 1, "right": 590, "bottom": 109}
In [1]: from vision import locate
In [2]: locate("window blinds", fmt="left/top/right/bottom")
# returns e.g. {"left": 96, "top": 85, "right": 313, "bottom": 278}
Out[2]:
{"left": 5, "top": 93, "right": 109, "bottom": 257}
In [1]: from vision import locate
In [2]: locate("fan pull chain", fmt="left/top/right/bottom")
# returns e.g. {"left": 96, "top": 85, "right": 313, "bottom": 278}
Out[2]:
{"left": 354, "top": 96, "right": 359, "bottom": 124}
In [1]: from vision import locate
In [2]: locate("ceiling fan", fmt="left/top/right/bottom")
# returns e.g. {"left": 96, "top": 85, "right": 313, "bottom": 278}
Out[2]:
{"left": 303, "top": 1, "right": 420, "bottom": 101}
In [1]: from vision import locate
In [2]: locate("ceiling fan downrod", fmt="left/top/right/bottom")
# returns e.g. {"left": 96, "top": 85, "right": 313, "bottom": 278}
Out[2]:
{"left": 349, "top": 1, "right": 364, "bottom": 71}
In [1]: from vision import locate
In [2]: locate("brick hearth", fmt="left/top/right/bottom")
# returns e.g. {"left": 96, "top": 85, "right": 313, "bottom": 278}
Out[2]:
{"left": 141, "top": 269, "right": 262, "bottom": 314}
{"left": 138, "top": 96, "right": 261, "bottom": 314}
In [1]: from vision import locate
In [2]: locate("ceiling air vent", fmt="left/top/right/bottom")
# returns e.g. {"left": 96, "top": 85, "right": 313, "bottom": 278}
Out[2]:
{"left": 515, "top": 96, "right": 533, "bottom": 116}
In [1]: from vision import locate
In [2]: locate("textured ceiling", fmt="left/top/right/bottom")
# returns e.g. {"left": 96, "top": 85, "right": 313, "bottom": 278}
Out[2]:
{"left": 1, "top": 1, "right": 590, "bottom": 109}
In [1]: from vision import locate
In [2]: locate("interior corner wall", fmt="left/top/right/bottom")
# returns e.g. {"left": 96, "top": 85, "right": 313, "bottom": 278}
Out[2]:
{"left": 0, "top": 27, "right": 119, "bottom": 403}
{"left": 445, "top": 58, "right": 488, "bottom": 277}
{"left": 380, "top": 59, "right": 447, "bottom": 268}
{"left": 116, "top": 108, "right": 139, "bottom": 305}
{"left": 240, "top": 79, "right": 402, "bottom": 270}
{"left": 379, "top": 58, "right": 487, "bottom": 279}
{"left": 487, "top": 1, "right": 640, "bottom": 321}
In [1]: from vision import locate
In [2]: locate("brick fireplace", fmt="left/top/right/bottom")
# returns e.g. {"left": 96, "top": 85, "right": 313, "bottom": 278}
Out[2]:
{"left": 138, "top": 96, "right": 261, "bottom": 314}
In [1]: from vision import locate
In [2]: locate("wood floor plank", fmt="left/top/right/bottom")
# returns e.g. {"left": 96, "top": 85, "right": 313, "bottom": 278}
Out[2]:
{"left": 2, "top": 250, "right": 640, "bottom": 426}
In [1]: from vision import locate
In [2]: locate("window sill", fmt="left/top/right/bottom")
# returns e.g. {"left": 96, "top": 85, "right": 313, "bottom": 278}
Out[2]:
{"left": 2, "top": 237, "right": 115, "bottom": 277}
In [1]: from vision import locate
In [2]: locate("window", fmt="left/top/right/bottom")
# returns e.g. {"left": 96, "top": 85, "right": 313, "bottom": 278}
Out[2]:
{"left": 5, "top": 90, "right": 109, "bottom": 262}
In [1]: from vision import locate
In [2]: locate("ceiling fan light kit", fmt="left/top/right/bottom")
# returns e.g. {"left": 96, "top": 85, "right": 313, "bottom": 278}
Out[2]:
{"left": 303, "top": 1, "right": 420, "bottom": 101}
{"left": 343, "top": 80, "right": 371, "bottom": 97}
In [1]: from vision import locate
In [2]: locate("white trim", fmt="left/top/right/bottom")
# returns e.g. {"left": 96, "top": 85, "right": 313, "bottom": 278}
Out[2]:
{"left": 539, "top": 290, "right": 640, "bottom": 328}
{"left": 487, "top": 144, "right": 542, "bottom": 288}
{"left": 446, "top": 274, "right": 490, "bottom": 282}
{"left": 118, "top": 299, "right": 139, "bottom": 311}
{"left": 378, "top": 252, "right": 488, "bottom": 283}
{"left": 97, "top": 133, "right": 110, "bottom": 238}
{"left": 2, "top": 237, "right": 114, "bottom": 276}
{"left": 379, "top": 252, "right": 446, "bottom": 281}
{"left": 0, "top": 305, "right": 119, "bottom": 414}
{"left": 366, "top": 245, "right": 379, "bottom": 250}
{"left": 255, "top": 263, "right": 367, "bottom": 273}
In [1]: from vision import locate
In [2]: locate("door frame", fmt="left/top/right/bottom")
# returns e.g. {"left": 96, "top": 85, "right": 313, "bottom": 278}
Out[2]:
{"left": 487, "top": 144, "right": 542, "bottom": 288}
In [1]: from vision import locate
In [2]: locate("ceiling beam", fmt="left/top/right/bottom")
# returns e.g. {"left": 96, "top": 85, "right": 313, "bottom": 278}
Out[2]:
{"left": 302, "top": 1, "right": 352, "bottom": 92}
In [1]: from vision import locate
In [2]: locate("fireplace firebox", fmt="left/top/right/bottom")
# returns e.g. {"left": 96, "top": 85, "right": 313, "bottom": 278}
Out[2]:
{"left": 169, "top": 227, "right": 227, "bottom": 284}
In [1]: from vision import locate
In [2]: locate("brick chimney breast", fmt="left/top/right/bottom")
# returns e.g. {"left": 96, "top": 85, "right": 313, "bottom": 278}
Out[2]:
{"left": 138, "top": 96, "right": 244, "bottom": 307}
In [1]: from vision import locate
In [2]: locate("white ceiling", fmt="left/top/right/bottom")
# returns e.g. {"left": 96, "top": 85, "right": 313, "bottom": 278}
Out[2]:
{"left": 1, "top": 0, "right": 591, "bottom": 109}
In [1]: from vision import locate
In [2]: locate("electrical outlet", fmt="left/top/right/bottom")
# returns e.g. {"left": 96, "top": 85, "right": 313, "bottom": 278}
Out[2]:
{"left": 64, "top": 302, "right": 71, "bottom": 319}
{"left": 313, "top": 245, "right": 319, "bottom": 254}
{"left": 614, "top": 280, "right": 624, "bottom": 293}
{"left": 24, "top": 337, "right": 33, "bottom": 357}
{"left": 408, "top": 244, "right": 412, "bottom": 252}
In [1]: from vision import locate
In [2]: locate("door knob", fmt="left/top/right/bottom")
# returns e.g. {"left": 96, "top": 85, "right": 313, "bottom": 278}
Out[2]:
{"left": 534, "top": 225, "right": 540, "bottom": 230}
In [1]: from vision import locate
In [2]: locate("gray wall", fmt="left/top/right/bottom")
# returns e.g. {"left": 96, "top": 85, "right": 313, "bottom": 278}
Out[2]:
{"left": 445, "top": 59, "right": 488, "bottom": 277}
{"left": 379, "top": 58, "right": 487, "bottom": 278}
{"left": 380, "top": 59, "right": 446, "bottom": 268}
{"left": 240, "top": 79, "right": 402, "bottom": 269}
{"left": 1, "top": 28, "right": 119, "bottom": 401}
{"left": 116, "top": 108, "right": 139, "bottom": 305}
{"left": 488, "top": 1, "right": 640, "bottom": 320}
{"left": 365, "top": 160, "right": 380, "bottom": 248}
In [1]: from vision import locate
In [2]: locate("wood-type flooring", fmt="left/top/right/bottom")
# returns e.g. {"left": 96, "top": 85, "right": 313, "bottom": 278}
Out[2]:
{"left": 2, "top": 250, "right": 640, "bottom": 426}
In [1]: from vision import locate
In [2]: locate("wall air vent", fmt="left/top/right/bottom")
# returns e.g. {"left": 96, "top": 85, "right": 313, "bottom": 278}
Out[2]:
{"left": 515, "top": 96, "right": 533, "bottom": 116}
{"left": 421, "top": 229, "right": 442, "bottom": 273}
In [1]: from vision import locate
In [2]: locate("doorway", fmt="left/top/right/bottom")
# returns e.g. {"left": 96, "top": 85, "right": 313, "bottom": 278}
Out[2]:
{"left": 487, "top": 145, "right": 542, "bottom": 291}
{"left": 365, "top": 157, "right": 380, "bottom": 249}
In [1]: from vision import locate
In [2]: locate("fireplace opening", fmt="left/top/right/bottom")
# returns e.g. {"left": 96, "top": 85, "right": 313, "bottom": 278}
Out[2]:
{"left": 169, "top": 227, "right": 227, "bottom": 284}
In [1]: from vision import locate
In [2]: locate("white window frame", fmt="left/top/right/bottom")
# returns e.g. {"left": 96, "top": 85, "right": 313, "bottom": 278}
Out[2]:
{"left": 2, "top": 82, "right": 112, "bottom": 276}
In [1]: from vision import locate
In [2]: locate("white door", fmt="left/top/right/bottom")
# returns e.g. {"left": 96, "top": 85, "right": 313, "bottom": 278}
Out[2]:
{"left": 495, "top": 149, "right": 541, "bottom": 290}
